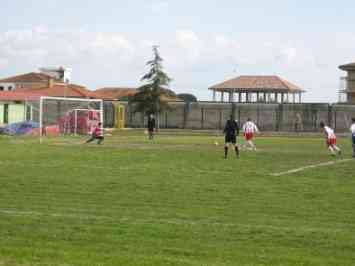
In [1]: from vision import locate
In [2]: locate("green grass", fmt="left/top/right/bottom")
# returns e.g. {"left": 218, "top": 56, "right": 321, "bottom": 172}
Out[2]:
{"left": 0, "top": 131, "right": 355, "bottom": 266}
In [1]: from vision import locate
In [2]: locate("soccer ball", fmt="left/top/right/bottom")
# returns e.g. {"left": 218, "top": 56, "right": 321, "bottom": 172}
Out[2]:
{"left": 214, "top": 141, "right": 219, "bottom": 146}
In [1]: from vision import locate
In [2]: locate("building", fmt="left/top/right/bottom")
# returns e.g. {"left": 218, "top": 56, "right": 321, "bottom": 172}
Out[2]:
{"left": 0, "top": 91, "right": 43, "bottom": 125}
{"left": 209, "top": 75, "right": 305, "bottom": 103}
{"left": 0, "top": 72, "right": 54, "bottom": 91}
{"left": 0, "top": 69, "right": 102, "bottom": 125}
{"left": 339, "top": 62, "right": 355, "bottom": 103}
{"left": 95, "top": 87, "right": 137, "bottom": 100}
{"left": 0, "top": 67, "right": 72, "bottom": 92}
{"left": 94, "top": 87, "right": 182, "bottom": 101}
{"left": 17, "top": 83, "right": 97, "bottom": 98}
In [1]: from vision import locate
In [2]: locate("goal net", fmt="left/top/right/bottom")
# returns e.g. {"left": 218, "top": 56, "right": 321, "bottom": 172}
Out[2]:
{"left": 26, "top": 97, "right": 103, "bottom": 140}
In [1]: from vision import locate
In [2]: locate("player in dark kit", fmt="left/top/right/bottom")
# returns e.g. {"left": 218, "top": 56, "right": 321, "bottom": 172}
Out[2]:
{"left": 223, "top": 115, "right": 240, "bottom": 159}
{"left": 147, "top": 114, "right": 156, "bottom": 140}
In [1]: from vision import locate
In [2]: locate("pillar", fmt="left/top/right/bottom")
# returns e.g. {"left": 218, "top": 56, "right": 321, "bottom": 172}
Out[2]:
{"left": 238, "top": 92, "right": 242, "bottom": 103}
{"left": 256, "top": 92, "right": 260, "bottom": 103}
{"left": 274, "top": 93, "right": 278, "bottom": 103}
{"left": 281, "top": 93, "right": 285, "bottom": 103}
{"left": 221, "top": 92, "right": 224, "bottom": 102}
{"left": 228, "top": 92, "right": 233, "bottom": 102}
{"left": 299, "top": 93, "right": 302, "bottom": 103}
{"left": 293, "top": 93, "right": 296, "bottom": 103}
{"left": 212, "top": 90, "right": 216, "bottom": 102}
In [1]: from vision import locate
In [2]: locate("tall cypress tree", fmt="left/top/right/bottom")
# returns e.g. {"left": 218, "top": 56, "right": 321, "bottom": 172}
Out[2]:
{"left": 129, "top": 46, "right": 173, "bottom": 128}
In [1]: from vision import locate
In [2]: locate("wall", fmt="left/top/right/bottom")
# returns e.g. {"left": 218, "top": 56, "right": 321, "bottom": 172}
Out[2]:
{"left": 121, "top": 102, "right": 355, "bottom": 133}
{"left": 0, "top": 103, "right": 26, "bottom": 125}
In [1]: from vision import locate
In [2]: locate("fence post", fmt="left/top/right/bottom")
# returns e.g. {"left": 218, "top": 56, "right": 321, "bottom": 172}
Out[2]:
{"left": 276, "top": 104, "right": 283, "bottom": 131}
{"left": 328, "top": 104, "right": 333, "bottom": 128}
{"left": 201, "top": 107, "right": 204, "bottom": 129}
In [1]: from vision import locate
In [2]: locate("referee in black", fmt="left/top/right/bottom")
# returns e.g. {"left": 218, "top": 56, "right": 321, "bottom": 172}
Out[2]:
{"left": 223, "top": 115, "right": 240, "bottom": 159}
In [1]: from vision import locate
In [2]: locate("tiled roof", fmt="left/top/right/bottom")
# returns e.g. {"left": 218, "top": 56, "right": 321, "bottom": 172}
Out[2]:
{"left": 95, "top": 87, "right": 182, "bottom": 101}
{"left": 0, "top": 91, "right": 45, "bottom": 101}
{"left": 0, "top": 72, "right": 53, "bottom": 83}
{"left": 339, "top": 62, "right": 355, "bottom": 71}
{"left": 209, "top": 75, "right": 305, "bottom": 93}
{"left": 95, "top": 87, "right": 137, "bottom": 100}
{"left": 17, "top": 83, "right": 97, "bottom": 98}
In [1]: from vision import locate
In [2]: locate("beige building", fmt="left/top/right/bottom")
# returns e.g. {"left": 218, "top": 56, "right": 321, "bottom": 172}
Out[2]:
{"left": 339, "top": 62, "right": 355, "bottom": 103}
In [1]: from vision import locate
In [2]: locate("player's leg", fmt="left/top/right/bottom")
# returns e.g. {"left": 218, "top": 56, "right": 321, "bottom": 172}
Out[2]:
{"left": 224, "top": 135, "right": 230, "bottom": 159}
{"left": 224, "top": 143, "right": 229, "bottom": 159}
{"left": 149, "top": 130, "right": 154, "bottom": 140}
{"left": 333, "top": 145, "right": 341, "bottom": 155}
{"left": 232, "top": 135, "right": 239, "bottom": 158}
{"left": 352, "top": 135, "right": 355, "bottom": 158}
{"left": 331, "top": 138, "right": 341, "bottom": 155}
{"left": 86, "top": 134, "right": 96, "bottom": 143}
{"left": 97, "top": 136, "right": 104, "bottom": 145}
{"left": 328, "top": 145, "right": 335, "bottom": 155}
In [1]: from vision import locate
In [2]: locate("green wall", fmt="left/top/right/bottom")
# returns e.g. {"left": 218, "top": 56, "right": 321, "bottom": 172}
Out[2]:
{"left": 0, "top": 103, "right": 26, "bottom": 125}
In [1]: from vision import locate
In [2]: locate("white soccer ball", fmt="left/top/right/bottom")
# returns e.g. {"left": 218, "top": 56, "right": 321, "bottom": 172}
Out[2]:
{"left": 214, "top": 141, "right": 219, "bottom": 146}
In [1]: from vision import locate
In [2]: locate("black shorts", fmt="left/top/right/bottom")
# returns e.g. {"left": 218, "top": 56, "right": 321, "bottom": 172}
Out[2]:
{"left": 352, "top": 134, "right": 355, "bottom": 145}
{"left": 225, "top": 134, "right": 236, "bottom": 144}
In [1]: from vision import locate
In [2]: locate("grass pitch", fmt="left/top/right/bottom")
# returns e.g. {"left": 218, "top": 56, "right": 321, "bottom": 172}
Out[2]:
{"left": 0, "top": 131, "right": 355, "bottom": 266}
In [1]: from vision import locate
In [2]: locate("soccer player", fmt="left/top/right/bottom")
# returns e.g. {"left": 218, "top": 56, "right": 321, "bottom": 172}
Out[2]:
{"left": 350, "top": 118, "right": 355, "bottom": 158}
{"left": 147, "top": 114, "right": 156, "bottom": 140}
{"left": 223, "top": 115, "right": 240, "bottom": 159}
{"left": 320, "top": 122, "right": 341, "bottom": 156}
{"left": 242, "top": 118, "right": 259, "bottom": 151}
{"left": 85, "top": 122, "right": 104, "bottom": 144}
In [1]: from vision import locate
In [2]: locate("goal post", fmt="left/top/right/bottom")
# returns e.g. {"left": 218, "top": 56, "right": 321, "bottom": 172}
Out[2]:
{"left": 38, "top": 96, "right": 104, "bottom": 142}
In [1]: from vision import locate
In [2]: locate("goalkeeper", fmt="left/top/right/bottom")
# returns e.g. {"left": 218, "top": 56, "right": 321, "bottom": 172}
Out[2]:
{"left": 85, "top": 122, "right": 104, "bottom": 144}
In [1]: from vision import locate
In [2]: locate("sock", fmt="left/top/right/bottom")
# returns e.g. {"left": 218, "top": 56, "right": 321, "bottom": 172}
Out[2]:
{"left": 224, "top": 146, "right": 228, "bottom": 158}
{"left": 333, "top": 145, "right": 340, "bottom": 152}
{"left": 249, "top": 141, "right": 256, "bottom": 150}
{"left": 235, "top": 146, "right": 240, "bottom": 157}
{"left": 328, "top": 146, "right": 335, "bottom": 154}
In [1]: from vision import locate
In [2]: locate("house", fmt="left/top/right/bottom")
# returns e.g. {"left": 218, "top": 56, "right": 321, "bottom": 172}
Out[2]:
{"left": 0, "top": 67, "right": 72, "bottom": 92}
{"left": 0, "top": 69, "right": 102, "bottom": 125}
{"left": 0, "top": 91, "right": 43, "bottom": 125}
{"left": 0, "top": 72, "right": 54, "bottom": 91}
{"left": 209, "top": 75, "right": 305, "bottom": 103}
{"left": 339, "top": 62, "right": 355, "bottom": 103}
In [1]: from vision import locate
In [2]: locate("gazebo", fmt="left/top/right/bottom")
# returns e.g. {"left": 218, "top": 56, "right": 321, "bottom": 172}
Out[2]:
{"left": 209, "top": 75, "right": 305, "bottom": 103}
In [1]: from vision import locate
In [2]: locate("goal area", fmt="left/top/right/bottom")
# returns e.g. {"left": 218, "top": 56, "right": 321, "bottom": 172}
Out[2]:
{"left": 25, "top": 97, "right": 104, "bottom": 140}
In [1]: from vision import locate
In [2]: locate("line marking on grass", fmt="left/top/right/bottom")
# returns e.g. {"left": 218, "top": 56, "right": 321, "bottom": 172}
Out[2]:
{"left": 271, "top": 158, "right": 353, "bottom": 176}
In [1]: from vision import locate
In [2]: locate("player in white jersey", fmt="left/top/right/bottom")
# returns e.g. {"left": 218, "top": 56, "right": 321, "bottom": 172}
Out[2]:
{"left": 320, "top": 122, "right": 341, "bottom": 156}
{"left": 242, "top": 118, "right": 259, "bottom": 151}
{"left": 350, "top": 118, "right": 355, "bottom": 158}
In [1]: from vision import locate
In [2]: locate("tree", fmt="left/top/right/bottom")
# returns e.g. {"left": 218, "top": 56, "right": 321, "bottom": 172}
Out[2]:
{"left": 177, "top": 93, "right": 197, "bottom": 102}
{"left": 129, "top": 46, "right": 173, "bottom": 129}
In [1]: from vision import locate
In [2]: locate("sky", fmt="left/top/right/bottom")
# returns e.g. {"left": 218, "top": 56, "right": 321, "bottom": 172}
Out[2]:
{"left": 0, "top": 0, "right": 354, "bottom": 102}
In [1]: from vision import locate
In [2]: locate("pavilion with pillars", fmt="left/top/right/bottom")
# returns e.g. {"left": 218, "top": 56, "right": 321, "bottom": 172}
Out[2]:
{"left": 209, "top": 75, "right": 305, "bottom": 103}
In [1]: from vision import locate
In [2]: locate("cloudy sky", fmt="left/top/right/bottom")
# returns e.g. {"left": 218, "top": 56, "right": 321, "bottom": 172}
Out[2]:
{"left": 0, "top": 0, "right": 354, "bottom": 102}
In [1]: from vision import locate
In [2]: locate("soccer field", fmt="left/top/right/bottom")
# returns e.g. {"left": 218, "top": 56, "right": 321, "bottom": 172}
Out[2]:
{"left": 1, "top": 131, "right": 355, "bottom": 266}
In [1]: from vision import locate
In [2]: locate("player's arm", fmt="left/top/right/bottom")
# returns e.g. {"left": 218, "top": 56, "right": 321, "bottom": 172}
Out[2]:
{"left": 254, "top": 123, "right": 259, "bottom": 133}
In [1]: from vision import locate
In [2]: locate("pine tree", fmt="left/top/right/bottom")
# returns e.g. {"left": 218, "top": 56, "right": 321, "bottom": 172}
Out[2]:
{"left": 129, "top": 46, "right": 173, "bottom": 129}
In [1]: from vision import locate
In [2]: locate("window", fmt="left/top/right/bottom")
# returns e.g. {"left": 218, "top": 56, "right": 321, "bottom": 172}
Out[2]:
{"left": 8, "top": 86, "right": 13, "bottom": 91}
{"left": 0, "top": 86, "right": 4, "bottom": 91}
